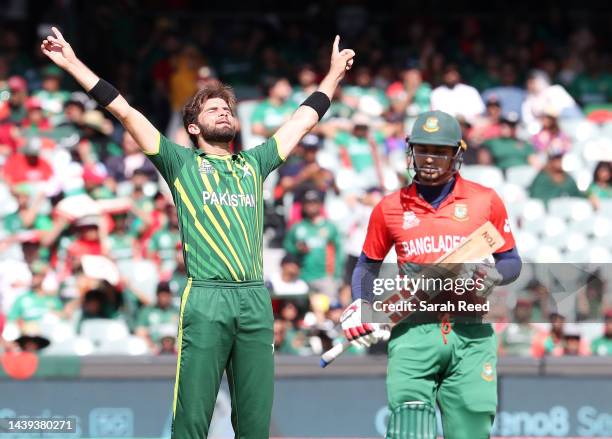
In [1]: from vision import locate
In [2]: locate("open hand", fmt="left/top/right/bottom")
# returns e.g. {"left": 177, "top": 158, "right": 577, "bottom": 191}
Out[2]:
{"left": 40, "top": 27, "right": 78, "bottom": 70}
{"left": 330, "top": 35, "right": 355, "bottom": 81}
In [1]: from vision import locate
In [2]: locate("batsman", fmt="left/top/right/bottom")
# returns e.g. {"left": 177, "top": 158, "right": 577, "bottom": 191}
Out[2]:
{"left": 340, "top": 110, "right": 522, "bottom": 438}
{"left": 41, "top": 28, "right": 354, "bottom": 438}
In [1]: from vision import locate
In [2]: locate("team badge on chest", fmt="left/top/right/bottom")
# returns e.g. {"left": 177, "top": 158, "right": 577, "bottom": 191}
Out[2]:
{"left": 402, "top": 211, "right": 420, "bottom": 230}
{"left": 452, "top": 203, "right": 469, "bottom": 221}
{"left": 199, "top": 160, "right": 216, "bottom": 175}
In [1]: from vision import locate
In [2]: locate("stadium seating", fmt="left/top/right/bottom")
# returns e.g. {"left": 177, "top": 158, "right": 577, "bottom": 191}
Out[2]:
{"left": 548, "top": 197, "right": 594, "bottom": 222}
{"left": 80, "top": 319, "right": 130, "bottom": 347}
{"left": 42, "top": 337, "right": 95, "bottom": 356}
{"left": 117, "top": 259, "right": 159, "bottom": 304}
{"left": 95, "top": 336, "right": 150, "bottom": 355}
{"left": 505, "top": 165, "right": 538, "bottom": 189}
{"left": 459, "top": 165, "right": 504, "bottom": 188}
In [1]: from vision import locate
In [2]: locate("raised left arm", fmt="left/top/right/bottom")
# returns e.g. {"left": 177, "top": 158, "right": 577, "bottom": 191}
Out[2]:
{"left": 273, "top": 36, "right": 355, "bottom": 159}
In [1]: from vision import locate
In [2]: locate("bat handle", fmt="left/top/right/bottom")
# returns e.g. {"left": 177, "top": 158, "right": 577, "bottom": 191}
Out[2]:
{"left": 320, "top": 340, "right": 351, "bottom": 368}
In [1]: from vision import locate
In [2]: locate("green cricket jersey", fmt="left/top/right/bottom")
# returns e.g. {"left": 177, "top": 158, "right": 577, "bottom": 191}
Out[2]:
{"left": 146, "top": 133, "right": 284, "bottom": 282}
{"left": 283, "top": 218, "right": 343, "bottom": 282}
{"left": 591, "top": 336, "right": 612, "bottom": 356}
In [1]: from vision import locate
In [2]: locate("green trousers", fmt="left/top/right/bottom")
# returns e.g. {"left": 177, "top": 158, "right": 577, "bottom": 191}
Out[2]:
{"left": 387, "top": 321, "right": 498, "bottom": 439}
{"left": 171, "top": 279, "right": 274, "bottom": 439}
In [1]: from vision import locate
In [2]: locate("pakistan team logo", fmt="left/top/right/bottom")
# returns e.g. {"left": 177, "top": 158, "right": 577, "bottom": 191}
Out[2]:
{"left": 199, "top": 160, "right": 216, "bottom": 175}
{"left": 481, "top": 362, "right": 494, "bottom": 382}
{"left": 422, "top": 117, "right": 440, "bottom": 133}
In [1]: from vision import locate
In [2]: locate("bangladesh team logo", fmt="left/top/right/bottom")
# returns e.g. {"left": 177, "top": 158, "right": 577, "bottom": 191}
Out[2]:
{"left": 481, "top": 362, "right": 494, "bottom": 382}
{"left": 452, "top": 203, "right": 469, "bottom": 221}
{"left": 422, "top": 117, "right": 440, "bottom": 133}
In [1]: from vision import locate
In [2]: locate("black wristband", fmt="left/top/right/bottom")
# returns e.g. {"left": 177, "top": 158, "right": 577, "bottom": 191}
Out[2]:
{"left": 300, "top": 91, "right": 331, "bottom": 121}
{"left": 88, "top": 79, "right": 119, "bottom": 107}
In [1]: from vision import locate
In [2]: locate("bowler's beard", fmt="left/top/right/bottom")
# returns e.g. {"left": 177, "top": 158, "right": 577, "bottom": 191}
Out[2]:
{"left": 199, "top": 122, "right": 236, "bottom": 143}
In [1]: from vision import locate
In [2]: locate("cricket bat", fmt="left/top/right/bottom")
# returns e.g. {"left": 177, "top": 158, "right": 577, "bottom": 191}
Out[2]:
{"left": 320, "top": 221, "right": 505, "bottom": 368}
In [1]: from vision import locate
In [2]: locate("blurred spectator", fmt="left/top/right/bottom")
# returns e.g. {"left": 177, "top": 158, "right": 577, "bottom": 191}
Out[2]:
{"left": 587, "top": 161, "right": 612, "bottom": 210}
{"left": 82, "top": 166, "right": 113, "bottom": 200}
{"left": 148, "top": 205, "right": 181, "bottom": 275}
{"left": 470, "top": 95, "right": 504, "bottom": 145}
{"left": 62, "top": 216, "right": 104, "bottom": 278}
{"left": 528, "top": 150, "right": 582, "bottom": 204}
{"left": 431, "top": 64, "right": 485, "bottom": 121}
{"left": 274, "top": 301, "right": 309, "bottom": 355}
{"left": 157, "top": 324, "right": 178, "bottom": 355}
{"left": 569, "top": 51, "right": 612, "bottom": 106}
{"left": 33, "top": 65, "right": 70, "bottom": 118}
{"left": 576, "top": 272, "right": 607, "bottom": 322}
{"left": 532, "top": 312, "right": 565, "bottom": 358}
{"left": 591, "top": 310, "right": 612, "bottom": 356}
{"left": 76, "top": 284, "right": 126, "bottom": 332}
{"left": 340, "top": 187, "right": 383, "bottom": 305}
{"left": 166, "top": 45, "right": 205, "bottom": 137}
{"left": 105, "top": 131, "right": 158, "bottom": 187}
{"left": 284, "top": 190, "right": 343, "bottom": 299}
{"left": 105, "top": 212, "right": 138, "bottom": 263}
{"left": 21, "top": 97, "right": 51, "bottom": 131}
{"left": 531, "top": 108, "right": 571, "bottom": 155}
{"left": 135, "top": 282, "right": 179, "bottom": 352}
{"left": 2, "top": 137, "right": 54, "bottom": 185}
{"left": 385, "top": 62, "right": 431, "bottom": 117}
{"left": 480, "top": 113, "right": 538, "bottom": 171}
{"left": 7, "top": 261, "right": 62, "bottom": 334}
{"left": 290, "top": 64, "right": 319, "bottom": 106}
{"left": 275, "top": 134, "right": 335, "bottom": 225}
{"left": 266, "top": 254, "right": 309, "bottom": 298}
{"left": 168, "top": 244, "right": 187, "bottom": 297}
{"left": 521, "top": 70, "right": 581, "bottom": 133}
{"left": 334, "top": 113, "right": 384, "bottom": 189}
{"left": 3, "top": 184, "right": 51, "bottom": 235}
{"left": 342, "top": 66, "right": 388, "bottom": 117}
{"left": 80, "top": 110, "right": 120, "bottom": 161}
{"left": 251, "top": 77, "right": 297, "bottom": 137}
{"left": 0, "top": 76, "right": 28, "bottom": 123}
{"left": 561, "top": 324, "right": 590, "bottom": 356}
{"left": 498, "top": 298, "right": 539, "bottom": 357}
{"left": 482, "top": 63, "right": 526, "bottom": 117}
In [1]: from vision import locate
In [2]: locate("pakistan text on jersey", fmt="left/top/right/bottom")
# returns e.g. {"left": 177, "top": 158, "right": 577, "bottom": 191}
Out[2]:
{"left": 202, "top": 191, "right": 256, "bottom": 208}
{"left": 401, "top": 235, "right": 466, "bottom": 257}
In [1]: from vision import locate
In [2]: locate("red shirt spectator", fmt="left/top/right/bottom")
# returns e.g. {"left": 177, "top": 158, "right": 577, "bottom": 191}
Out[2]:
{"left": 3, "top": 138, "right": 53, "bottom": 185}
{"left": 21, "top": 97, "right": 52, "bottom": 131}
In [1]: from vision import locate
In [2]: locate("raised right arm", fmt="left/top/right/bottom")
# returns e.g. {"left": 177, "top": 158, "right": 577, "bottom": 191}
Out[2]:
{"left": 41, "top": 27, "right": 159, "bottom": 154}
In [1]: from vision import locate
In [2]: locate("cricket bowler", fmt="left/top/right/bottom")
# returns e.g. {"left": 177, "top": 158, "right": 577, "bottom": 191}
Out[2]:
{"left": 340, "top": 110, "right": 522, "bottom": 438}
{"left": 41, "top": 28, "right": 354, "bottom": 438}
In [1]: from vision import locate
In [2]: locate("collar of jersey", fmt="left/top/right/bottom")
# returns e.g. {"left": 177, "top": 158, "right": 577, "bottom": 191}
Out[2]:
{"left": 402, "top": 173, "right": 469, "bottom": 210}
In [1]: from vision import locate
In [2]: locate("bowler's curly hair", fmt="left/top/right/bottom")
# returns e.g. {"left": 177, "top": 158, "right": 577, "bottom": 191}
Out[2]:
{"left": 182, "top": 80, "right": 237, "bottom": 146}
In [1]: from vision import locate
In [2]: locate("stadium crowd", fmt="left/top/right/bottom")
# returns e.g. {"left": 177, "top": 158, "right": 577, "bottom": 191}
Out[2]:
{"left": 0, "top": 5, "right": 611, "bottom": 357}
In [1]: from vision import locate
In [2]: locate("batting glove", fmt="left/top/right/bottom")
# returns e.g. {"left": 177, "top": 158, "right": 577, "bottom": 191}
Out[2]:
{"left": 340, "top": 299, "right": 391, "bottom": 348}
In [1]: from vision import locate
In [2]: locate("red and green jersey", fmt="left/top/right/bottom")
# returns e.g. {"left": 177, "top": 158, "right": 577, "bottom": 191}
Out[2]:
{"left": 283, "top": 218, "right": 343, "bottom": 282}
{"left": 146, "top": 133, "right": 284, "bottom": 282}
{"left": 363, "top": 174, "right": 515, "bottom": 263}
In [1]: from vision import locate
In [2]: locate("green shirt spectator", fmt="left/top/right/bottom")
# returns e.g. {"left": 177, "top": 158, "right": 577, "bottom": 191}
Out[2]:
{"left": 591, "top": 312, "right": 612, "bottom": 356}
{"left": 136, "top": 282, "right": 179, "bottom": 349}
{"left": 334, "top": 125, "right": 385, "bottom": 173}
{"left": 251, "top": 78, "right": 298, "bottom": 137}
{"left": 284, "top": 191, "right": 343, "bottom": 283}
{"left": 528, "top": 154, "right": 582, "bottom": 205}
{"left": 482, "top": 138, "right": 536, "bottom": 171}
